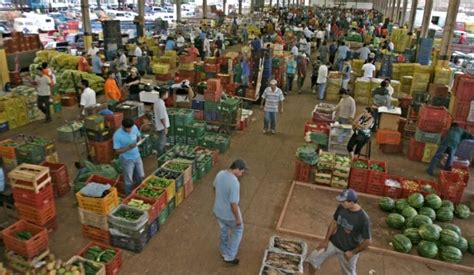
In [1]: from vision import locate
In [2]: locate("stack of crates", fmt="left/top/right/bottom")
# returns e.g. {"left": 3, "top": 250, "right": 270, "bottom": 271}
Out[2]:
{"left": 40, "top": 162, "right": 70, "bottom": 198}
{"left": 9, "top": 164, "right": 57, "bottom": 231}
{"left": 76, "top": 175, "right": 119, "bottom": 245}
{"left": 191, "top": 99, "right": 205, "bottom": 120}
{"left": 84, "top": 115, "right": 114, "bottom": 164}
{"left": 204, "top": 57, "right": 220, "bottom": 78}
{"left": 108, "top": 204, "right": 149, "bottom": 253}
{"left": 2, "top": 220, "right": 50, "bottom": 273}
{"left": 365, "top": 160, "right": 388, "bottom": 196}
{"left": 315, "top": 152, "right": 334, "bottom": 186}
{"left": 185, "top": 121, "right": 207, "bottom": 146}
{"left": 168, "top": 108, "right": 195, "bottom": 145}
{"left": 349, "top": 158, "right": 370, "bottom": 193}
{"left": 153, "top": 63, "right": 172, "bottom": 81}
{"left": 452, "top": 74, "right": 474, "bottom": 133}
{"left": 135, "top": 175, "right": 172, "bottom": 230}
{"left": 199, "top": 132, "right": 231, "bottom": 153}
{"left": 219, "top": 97, "right": 241, "bottom": 124}
{"left": 0, "top": 96, "right": 29, "bottom": 130}
{"left": 0, "top": 138, "right": 22, "bottom": 171}
{"left": 428, "top": 83, "right": 450, "bottom": 109}
{"left": 331, "top": 154, "right": 352, "bottom": 189}
{"left": 354, "top": 78, "right": 371, "bottom": 105}
{"left": 177, "top": 54, "right": 196, "bottom": 84}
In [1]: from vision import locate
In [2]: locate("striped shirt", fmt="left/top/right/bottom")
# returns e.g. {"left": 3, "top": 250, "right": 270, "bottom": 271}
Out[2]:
{"left": 262, "top": 87, "right": 284, "bottom": 112}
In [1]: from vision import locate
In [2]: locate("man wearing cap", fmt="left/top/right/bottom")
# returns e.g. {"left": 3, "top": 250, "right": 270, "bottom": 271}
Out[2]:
{"left": 306, "top": 189, "right": 371, "bottom": 275}
{"left": 261, "top": 79, "right": 284, "bottom": 134}
{"left": 213, "top": 159, "right": 248, "bottom": 265}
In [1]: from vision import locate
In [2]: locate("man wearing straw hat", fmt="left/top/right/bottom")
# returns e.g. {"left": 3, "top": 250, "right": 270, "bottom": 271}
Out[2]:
{"left": 260, "top": 79, "right": 284, "bottom": 134}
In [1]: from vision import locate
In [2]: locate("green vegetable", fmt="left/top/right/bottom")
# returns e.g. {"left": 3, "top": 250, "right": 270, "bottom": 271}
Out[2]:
{"left": 84, "top": 246, "right": 117, "bottom": 263}
{"left": 386, "top": 213, "right": 405, "bottom": 229}
{"left": 417, "top": 240, "right": 438, "bottom": 258}
{"left": 424, "top": 194, "right": 442, "bottom": 210}
{"left": 436, "top": 207, "right": 454, "bottom": 222}
{"left": 113, "top": 208, "right": 143, "bottom": 221}
{"left": 392, "top": 234, "right": 412, "bottom": 253}
{"left": 439, "top": 245, "right": 463, "bottom": 263}
{"left": 419, "top": 224, "right": 440, "bottom": 241}
{"left": 127, "top": 199, "right": 152, "bottom": 211}
{"left": 137, "top": 186, "right": 165, "bottom": 199}
{"left": 353, "top": 160, "right": 368, "bottom": 169}
{"left": 370, "top": 163, "right": 385, "bottom": 172}
{"left": 407, "top": 193, "right": 424, "bottom": 209}
{"left": 454, "top": 204, "right": 470, "bottom": 219}
{"left": 145, "top": 177, "right": 173, "bottom": 188}
{"left": 15, "top": 231, "right": 33, "bottom": 240}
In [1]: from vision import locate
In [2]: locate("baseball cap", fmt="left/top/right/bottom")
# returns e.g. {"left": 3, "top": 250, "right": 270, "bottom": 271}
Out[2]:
{"left": 230, "top": 159, "right": 248, "bottom": 171}
{"left": 336, "top": 188, "right": 358, "bottom": 202}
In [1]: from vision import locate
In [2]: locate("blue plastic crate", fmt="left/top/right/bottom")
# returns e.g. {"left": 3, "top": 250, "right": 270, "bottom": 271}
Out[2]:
{"left": 191, "top": 100, "right": 205, "bottom": 110}
{"left": 204, "top": 111, "right": 219, "bottom": 121}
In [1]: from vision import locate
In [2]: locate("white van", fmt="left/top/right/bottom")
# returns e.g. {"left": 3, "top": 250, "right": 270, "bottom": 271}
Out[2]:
{"left": 104, "top": 10, "right": 137, "bottom": 21}
{"left": 22, "top": 13, "right": 56, "bottom": 32}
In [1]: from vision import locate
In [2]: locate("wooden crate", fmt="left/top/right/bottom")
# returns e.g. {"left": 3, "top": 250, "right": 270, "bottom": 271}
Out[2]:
{"left": 8, "top": 164, "right": 50, "bottom": 193}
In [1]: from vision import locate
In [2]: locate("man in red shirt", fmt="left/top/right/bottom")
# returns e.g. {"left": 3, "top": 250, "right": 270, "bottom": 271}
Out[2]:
{"left": 78, "top": 52, "right": 90, "bottom": 72}
{"left": 188, "top": 43, "right": 200, "bottom": 61}
{"left": 459, "top": 33, "right": 467, "bottom": 44}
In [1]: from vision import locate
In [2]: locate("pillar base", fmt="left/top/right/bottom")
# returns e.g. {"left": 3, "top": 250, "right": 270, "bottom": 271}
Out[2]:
{"left": 0, "top": 49, "right": 10, "bottom": 88}
{"left": 84, "top": 35, "right": 93, "bottom": 51}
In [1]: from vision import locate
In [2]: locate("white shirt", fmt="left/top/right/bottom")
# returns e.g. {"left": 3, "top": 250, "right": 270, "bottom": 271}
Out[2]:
{"left": 317, "top": 65, "right": 328, "bottom": 84}
{"left": 153, "top": 98, "right": 169, "bottom": 131}
{"left": 87, "top": 47, "right": 99, "bottom": 56}
{"left": 388, "top": 42, "right": 394, "bottom": 51}
{"left": 134, "top": 46, "right": 142, "bottom": 57}
{"left": 291, "top": 45, "right": 299, "bottom": 56}
{"left": 303, "top": 27, "right": 313, "bottom": 38}
{"left": 203, "top": 38, "right": 210, "bottom": 53}
{"left": 35, "top": 75, "right": 51, "bottom": 96}
{"left": 387, "top": 84, "right": 394, "bottom": 97}
{"left": 362, "top": 63, "right": 376, "bottom": 78}
{"left": 80, "top": 87, "right": 97, "bottom": 110}
{"left": 316, "top": 30, "right": 325, "bottom": 40}
{"left": 176, "top": 36, "right": 185, "bottom": 48}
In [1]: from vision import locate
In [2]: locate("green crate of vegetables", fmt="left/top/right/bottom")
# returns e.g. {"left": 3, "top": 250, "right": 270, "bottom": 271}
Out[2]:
{"left": 185, "top": 121, "right": 207, "bottom": 139}
{"left": 317, "top": 151, "right": 335, "bottom": 170}
{"left": 173, "top": 108, "right": 194, "bottom": 127}
{"left": 220, "top": 97, "right": 241, "bottom": 113}
{"left": 204, "top": 101, "right": 220, "bottom": 112}
{"left": 333, "top": 154, "right": 352, "bottom": 177}
{"left": 159, "top": 205, "right": 169, "bottom": 225}
{"left": 296, "top": 144, "right": 318, "bottom": 165}
{"left": 16, "top": 143, "right": 45, "bottom": 164}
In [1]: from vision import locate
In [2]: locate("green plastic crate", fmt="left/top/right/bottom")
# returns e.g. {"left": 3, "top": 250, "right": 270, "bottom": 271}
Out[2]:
{"left": 415, "top": 128, "right": 441, "bottom": 144}
{"left": 185, "top": 121, "right": 207, "bottom": 138}
{"left": 16, "top": 144, "right": 45, "bottom": 164}
{"left": 175, "top": 126, "right": 186, "bottom": 137}
{"left": 175, "top": 136, "right": 187, "bottom": 145}
{"left": 168, "top": 196, "right": 176, "bottom": 214}
{"left": 159, "top": 205, "right": 169, "bottom": 225}
{"left": 220, "top": 97, "right": 240, "bottom": 113}
{"left": 174, "top": 109, "right": 194, "bottom": 127}
{"left": 204, "top": 101, "right": 220, "bottom": 112}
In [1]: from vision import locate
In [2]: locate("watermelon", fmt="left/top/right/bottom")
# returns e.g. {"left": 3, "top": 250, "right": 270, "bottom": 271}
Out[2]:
{"left": 440, "top": 229, "right": 460, "bottom": 246}
{"left": 431, "top": 224, "right": 443, "bottom": 233}
{"left": 395, "top": 199, "right": 409, "bottom": 213}
{"left": 419, "top": 224, "right": 440, "bottom": 241}
{"left": 379, "top": 197, "right": 396, "bottom": 212}
{"left": 408, "top": 193, "right": 424, "bottom": 209}
{"left": 401, "top": 206, "right": 418, "bottom": 219}
{"left": 454, "top": 204, "right": 471, "bottom": 219}
{"left": 456, "top": 236, "right": 468, "bottom": 253}
{"left": 439, "top": 245, "right": 463, "bottom": 263}
{"left": 417, "top": 240, "right": 438, "bottom": 258}
{"left": 405, "top": 216, "right": 415, "bottom": 228}
{"left": 392, "top": 234, "right": 412, "bottom": 253}
{"left": 424, "top": 194, "right": 442, "bottom": 210}
{"left": 468, "top": 237, "right": 474, "bottom": 254}
{"left": 440, "top": 224, "right": 462, "bottom": 236}
{"left": 413, "top": 214, "right": 433, "bottom": 228}
{"left": 386, "top": 213, "right": 406, "bottom": 229}
{"left": 403, "top": 228, "right": 421, "bottom": 245}
{"left": 437, "top": 207, "right": 454, "bottom": 222}
{"left": 419, "top": 207, "right": 436, "bottom": 221}
{"left": 441, "top": 200, "right": 454, "bottom": 211}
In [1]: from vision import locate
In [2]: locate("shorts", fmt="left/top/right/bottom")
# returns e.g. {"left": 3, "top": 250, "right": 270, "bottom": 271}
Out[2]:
{"left": 306, "top": 241, "right": 359, "bottom": 275}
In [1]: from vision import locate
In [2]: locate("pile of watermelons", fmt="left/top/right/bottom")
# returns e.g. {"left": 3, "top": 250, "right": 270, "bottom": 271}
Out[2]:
{"left": 379, "top": 193, "right": 473, "bottom": 263}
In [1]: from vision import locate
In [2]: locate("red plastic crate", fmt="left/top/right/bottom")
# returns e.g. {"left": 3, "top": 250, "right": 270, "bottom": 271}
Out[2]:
{"left": 193, "top": 110, "right": 204, "bottom": 121}
{"left": 123, "top": 194, "right": 160, "bottom": 225}
{"left": 452, "top": 100, "right": 471, "bottom": 122}
{"left": 348, "top": 176, "right": 367, "bottom": 193}
{"left": 114, "top": 175, "right": 140, "bottom": 198}
{"left": 15, "top": 200, "right": 56, "bottom": 226}
{"left": 53, "top": 181, "right": 71, "bottom": 198}
{"left": 439, "top": 171, "right": 466, "bottom": 204}
{"left": 133, "top": 184, "right": 168, "bottom": 213}
{"left": 407, "top": 138, "right": 425, "bottom": 161}
{"left": 376, "top": 129, "right": 402, "bottom": 145}
{"left": 368, "top": 160, "right": 387, "bottom": 185}
{"left": 379, "top": 143, "right": 403, "bottom": 154}
{"left": 155, "top": 73, "right": 174, "bottom": 81}
{"left": 44, "top": 216, "right": 58, "bottom": 232}
{"left": 452, "top": 165, "right": 470, "bottom": 184}
{"left": 88, "top": 139, "right": 114, "bottom": 164}
{"left": 204, "top": 90, "right": 222, "bottom": 102}
{"left": 419, "top": 179, "right": 440, "bottom": 196}
{"left": 204, "top": 64, "right": 219, "bottom": 74}
{"left": 82, "top": 224, "right": 110, "bottom": 245}
{"left": 453, "top": 75, "right": 474, "bottom": 101}
{"left": 179, "top": 55, "right": 194, "bottom": 64}
{"left": 2, "top": 220, "right": 49, "bottom": 259}
{"left": 184, "top": 179, "right": 193, "bottom": 198}
{"left": 416, "top": 105, "right": 449, "bottom": 133}
{"left": 78, "top": 241, "right": 122, "bottom": 275}
{"left": 40, "top": 161, "right": 70, "bottom": 186}
{"left": 304, "top": 121, "right": 330, "bottom": 136}
{"left": 366, "top": 181, "right": 385, "bottom": 196}
{"left": 12, "top": 183, "right": 54, "bottom": 208}
{"left": 104, "top": 113, "right": 124, "bottom": 132}
{"left": 383, "top": 175, "right": 403, "bottom": 199}
{"left": 398, "top": 96, "right": 412, "bottom": 109}
{"left": 401, "top": 179, "right": 421, "bottom": 198}
{"left": 294, "top": 159, "right": 312, "bottom": 182}
{"left": 87, "top": 175, "right": 116, "bottom": 186}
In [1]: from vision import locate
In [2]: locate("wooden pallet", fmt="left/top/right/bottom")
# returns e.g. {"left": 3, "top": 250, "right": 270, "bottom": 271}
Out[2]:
{"left": 8, "top": 164, "right": 51, "bottom": 193}
{"left": 5, "top": 249, "right": 50, "bottom": 273}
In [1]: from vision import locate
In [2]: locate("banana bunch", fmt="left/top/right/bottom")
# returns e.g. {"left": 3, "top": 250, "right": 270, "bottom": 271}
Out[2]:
{"left": 56, "top": 70, "right": 105, "bottom": 93}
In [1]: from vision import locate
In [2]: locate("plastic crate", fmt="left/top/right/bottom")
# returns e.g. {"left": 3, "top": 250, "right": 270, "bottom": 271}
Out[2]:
{"left": 15, "top": 200, "right": 56, "bottom": 226}
{"left": 383, "top": 175, "right": 403, "bottom": 199}
{"left": 2, "top": 220, "right": 49, "bottom": 259}
{"left": 168, "top": 197, "right": 176, "bottom": 214}
{"left": 416, "top": 105, "right": 449, "bottom": 133}
{"left": 175, "top": 186, "right": 184, "bottom": 207}
{"left": 123, "top": 193, "right": 161, "bottom": 224}
{"left": 67, "top": 256, "right": 106, "bottom": 275}
{"left": 419, "top": 179, "right": 440, "bottom": 196}
{"left": 304, "top": 121, "right": 330, "bottom": 136}
{"left": 104, "top": 113, "right": 124, "bottom": 132}
{"left": 452, "top": 165, "right": 470, "bottom": 185}
{"left": 162, "top": 159, "right": 193, "bottom": 184}
{"left": 159, "top": 204, "right": 169, "bottom": 225}
{"left": 8, "top": 164, "right": 51, "bottom": 193}
{"left": 0, "top": 139, "right": 18, "bottom": 159}
{"left": 12, "top": 183, "right": 54, "bottom": 208}
{"left": 16, "top": 144, "right": 45, "bottom": 164}
{"left": 294, "top": 159, "right": 312, "bottom": 182}
{"left": 143, "top": 175, "right": 176, "bottom": 202}
{"left": 78, "top": 242, "right": 122, "bottom": 275}
{"left": 109, "top": 227, "right": 148, "bottom": 253}
{"left": 147, "top": 217, "right": 160, "bottom": 239}
{"left": 415, "top": 128, "right": 442, "bottom": 144}
{"left": 184, "top": 179, "right": 193, "bottom": 198}
{"left": 154, "top": 168, "right": 184, "bottom": 189}
{"left": 375, "top": 129, "right": 402, "bottom": 145}
{"left": 76, "top": 187, "right": 119, "bottom": 215}
{"left": 368, "top": 160, "right": 387, "bottom": 184}
{"left": 133, "top": 184, "right": 168, "bottom": 210}
{"left": 379, "top": 143, "right": 403, "bottom": 154}
{"left": 108, "top": 205, "right": 148, "bottom": 237}
{"left": 40, "top": 161, "right": 70, "bottom": 187}
{"left": 401, "top": 179, "right": 421, "bottom": 198}
{"left": 453, "top": 75, "right": 474, "bottom": 101}
{"left": 407, "top": 138, "right": 425, "bottom": 161}
{"left": 349, "top": 173, "right": 368, "bottom": 193}
{"left": 366, "top": 181, "right": 385, "bottom": 196}
{"left": 439, "top": 171, "right": 465, "bottom": 204}
{"left": 78, "top": 208, "right": 109, "bottom": 230}
{"left": 88, "top": 139, "right": 114, "bottom": 164}
{"left": 82, "top": 224, "right": 110, "bottom": 245}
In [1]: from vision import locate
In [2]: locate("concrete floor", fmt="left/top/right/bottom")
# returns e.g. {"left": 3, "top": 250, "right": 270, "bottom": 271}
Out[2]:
{"left": 1, "top": 79, "right": 474, "bottom": 274}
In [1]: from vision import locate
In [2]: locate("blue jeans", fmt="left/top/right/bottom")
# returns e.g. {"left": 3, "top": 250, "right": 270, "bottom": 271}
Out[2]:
{"left": 120, "top": 156, "right": 145, "bottom": 195}
{"left": 217, "top": 217, "right": 243, "bottom": 261}
{"left": 427, "top": 144, "right": 455, "bottom": 174}
{"left": 264, "top": 111, "right": 277, "bottom": 131}
{"left": 318, "top": 83, "right": 326, "bottom": 100}
{"left": 156, "top": 129, "right": 167, "bottom": 156}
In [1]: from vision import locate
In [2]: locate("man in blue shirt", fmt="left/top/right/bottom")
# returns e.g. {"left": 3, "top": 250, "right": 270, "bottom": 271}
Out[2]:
{"left": 240, "top": 58, "right": 250, "bottom": 86}
{"left": 113, "top": 118, "right": 144, "bottom": 195}
{"left": 213, "top": 159, "right": 248, "bottom": 265}
{"left": 336, "top": 41, "right": 350, "bottom": 71}
{"left": 91, "top": 53, "right": 103, "bottom": 76}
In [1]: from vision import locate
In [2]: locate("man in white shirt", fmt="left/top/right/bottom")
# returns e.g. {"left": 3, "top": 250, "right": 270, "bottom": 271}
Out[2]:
{"left": 153, "top": 88, "right": 170, "bottom": 155}
{"left": 119, "top": 50, "right": 128, "bottom": 72}
{"left": 316, "top": 29, "right": 325, "bottom": 48}
{"left": 33, "top": 67, "right": 52, "bottom": 122}
{"left": 203, "top": 36, "right": 211, "bottom": 58}
{"left": 362, "top": 60, "right": 376, "bottom": 79}
{"left": 387, "top": 40, "right": 394, "bottom": 52}
{"left": 303, "top": 26, "right": 314, "bottom": 41}
{"left": 317, "top": 61, "right": 330, "bottom": 100}
{"left": 79, "top": 79, "right": 97, "bottom": 116}
{"left": 176, "top": 33, "right": 186, "bottom": 50}
{"left": 134, "top": 43, "right": 143, "bottom": 57}
{"left": 87, "top": 44, "right": 100, "bottom": 56}
{"left": 299, "top": 37, "right": 308, "bottom": 54}
{"left": 291, "top": 43, "right": 299, "bottom": 56}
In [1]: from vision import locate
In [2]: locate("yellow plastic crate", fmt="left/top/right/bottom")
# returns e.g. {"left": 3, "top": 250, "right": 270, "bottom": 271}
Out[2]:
{"left": 179, "top": 63, "right": 195, "bottom": 71}
{"left": 164, "top": 50, "right": 177, "bottom": 58}
{"left": 76, "top": 187, "right": 119, "bottom": 215}
{"left": 175, "top": 187, "right": 184, "bottom": 207}
{"left": 153, "top": 63, "right": 170, "bottom": 75}
{"left": 422, "top": 143, "right": 439, "bottom": 163}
